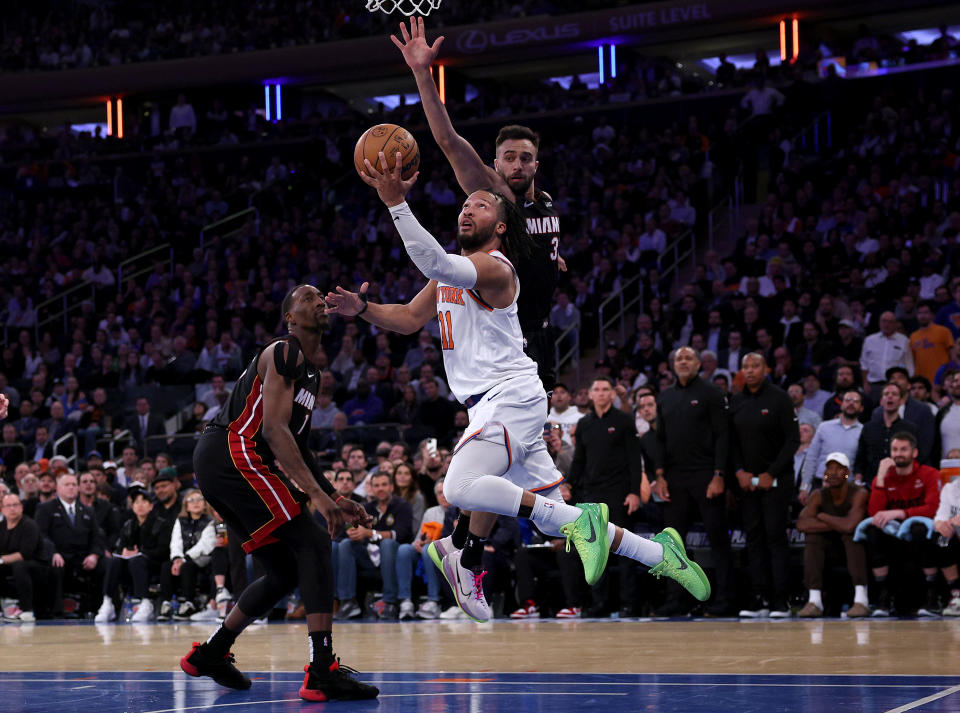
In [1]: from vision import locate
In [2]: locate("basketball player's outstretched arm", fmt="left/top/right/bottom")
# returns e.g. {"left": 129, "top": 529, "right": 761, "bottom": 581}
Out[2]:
{"left": 392, "top": 17, "right": 511, "bottom": 200}
{"left": 326, "top": 279, "right": 438, "bottom": 335}
{"left": 258, "top": 342, "right": 344, "bottom": 534}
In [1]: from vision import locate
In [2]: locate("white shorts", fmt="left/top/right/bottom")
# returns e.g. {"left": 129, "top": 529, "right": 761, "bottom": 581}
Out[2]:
{"left": 452, "top": 373, "right": 565, "bottom": 494}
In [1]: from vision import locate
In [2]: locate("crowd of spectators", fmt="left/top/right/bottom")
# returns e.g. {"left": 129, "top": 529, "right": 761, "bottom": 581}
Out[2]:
{"left": 4, "top": 27, "right": 960, "bottom": 620}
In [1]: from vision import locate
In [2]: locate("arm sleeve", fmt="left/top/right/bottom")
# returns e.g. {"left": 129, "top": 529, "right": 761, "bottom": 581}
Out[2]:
{"left": 187, "top": 521, "right": 217, "bottom": 560}
{"left": 388, "top": 202, "right": 478, "bottom": 288}
{"left": 18, "top": 520, "right": 40, "bottom": 560}
{"left": 625, "top": 421, "right": 646, "bottom": 495}
{"left": 935, "top": 482, "right": 957, "bottom": 522}
{"left": 906, "top": 473, "right": 941, "bottom": 519}
{"left": 770, "top": 397, "right": 800, "bottom": 477}
{"left": 801, "top": 428, "right": 822, "bottom": 491}
{"left": 710, "top": 388, "right": 729, "bottom": 472}
{"left": 170, "top": 520, "right": 184, "bottom": 560}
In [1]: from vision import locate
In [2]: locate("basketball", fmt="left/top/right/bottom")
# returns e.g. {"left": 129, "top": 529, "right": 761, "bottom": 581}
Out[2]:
{"left": 354, "top": 123, "right": 420, "bottom": 181}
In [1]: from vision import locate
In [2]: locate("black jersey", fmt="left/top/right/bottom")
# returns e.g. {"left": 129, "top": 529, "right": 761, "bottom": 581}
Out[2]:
{"left": 515, "top": 190, "right": 561, "bottom": 331}
{"left": 212, "top": 335, "right": 320, "bottom": 460}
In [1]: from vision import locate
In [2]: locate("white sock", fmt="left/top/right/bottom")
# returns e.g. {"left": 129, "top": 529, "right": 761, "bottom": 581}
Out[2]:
{"left": 529, "top": 495, "right": 584, "bottom": 533}
{"left": 854, "top": 585, "right": 869, "bottom": 606}
{"left": 612, "top": 525, "right": 663, "bottom": 566}
{"left": 807, "top": 589, "right": 823, "bottom": 609}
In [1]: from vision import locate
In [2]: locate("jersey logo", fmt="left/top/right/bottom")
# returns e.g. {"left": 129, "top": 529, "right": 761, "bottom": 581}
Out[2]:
{"left": 524, "top": 200, "right": 534, "bottom": 207}
{"left": 761, "top": 409, "right": 769, "bottom": 415}
{"left": 608, "top": 427, "right": 616, "bottom": 434}
{"left": 437, "top": 286, "right": 465, "bottom": 306}
{"left": 294, "top": 388, "right": 316, "bottom": 410}
{"left": 525, "top": 216, "right": 560, "bottom": 235}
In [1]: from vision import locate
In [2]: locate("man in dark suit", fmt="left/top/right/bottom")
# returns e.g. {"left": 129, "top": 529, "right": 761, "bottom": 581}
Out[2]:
{"left": 126, "top": 397, "right": 166, "bottom": 456}
{"left": 875, "top": 367, "right": 936, "bottom": 465}
{"left": 30, "top": 426, "right": 54, "bottom": 462}
{"left": 34, "top": 472, "right": 106, "bottom": 616}
{"left": 719, "top": 329, "right": 749, "bottom": 375}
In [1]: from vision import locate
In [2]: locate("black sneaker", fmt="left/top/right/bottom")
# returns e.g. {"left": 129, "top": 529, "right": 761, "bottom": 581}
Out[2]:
{"left": 180, "top": 641, "right": 252, "bottom": 690}
{"left": 872, "top": 589, "right": 892, "bottom": 617}
{"left": 738, "top": 594, "right": 770, "bottom": 618}
{"left": 378, "top": 602, "right": 398, "bottom": 620}
{"left": 918, "top": 589, "right": 942, "bottom": 618}
{"left": 769, "top": 598, "right": 792, "bottom": 619}
{"left": 175, "top": 600, "right": 197, "bottom": 620}
{"left": 157, "top": 600, "right": 173, "bottom": 621}
{"left": 299, "top": 659, "right": 380, "bottom": 702}
{"left": 334, "top": 599, "right": 362, "bottom": 620}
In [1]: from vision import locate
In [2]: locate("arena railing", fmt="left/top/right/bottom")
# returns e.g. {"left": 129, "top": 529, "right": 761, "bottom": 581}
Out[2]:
{"left": 106, "top": 430, "right": 134, "bottom": 461}
{"left": 116, "top": 243, "right": 175, "bottom": 291}
{"left": 53, "top": 432, "right": 78, "bottom": 470}
{"left": 554, "top": 320, "right": 581, "bottom": 385}
{"left": 33, "top": 281, "right": 99, "bottom": 342}
{"left": 199, "top": 207, "right": 259, "bottom": 251}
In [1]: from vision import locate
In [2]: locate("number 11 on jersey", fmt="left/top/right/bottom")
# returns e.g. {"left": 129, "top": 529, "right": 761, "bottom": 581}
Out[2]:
{"left": 438, "top": 310, "right": 454, "bottom": 350}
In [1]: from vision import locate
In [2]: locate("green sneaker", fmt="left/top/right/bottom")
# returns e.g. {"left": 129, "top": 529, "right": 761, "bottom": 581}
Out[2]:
{"left": 649, "top": 527, "right": 711, "bottom": 601}
{"left": 560, "top": 503, "right": 610, "bottom": 586}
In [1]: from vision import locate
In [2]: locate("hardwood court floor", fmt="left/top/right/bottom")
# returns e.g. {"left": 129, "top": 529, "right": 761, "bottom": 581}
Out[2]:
{"left": 2, "top": 619, "right": 959, "bottom": 712}
{"left": 2, "top": 617, "right": 958, "bottom": 674}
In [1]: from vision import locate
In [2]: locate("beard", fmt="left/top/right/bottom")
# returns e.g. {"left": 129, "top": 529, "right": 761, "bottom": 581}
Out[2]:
{"left": 892, "top": 455, "right": 913, "bottom": 468}
{"left": 500, "top": 171, "right": 534, "bottom": 198}
{"left": 457, "top": 221, "right": 496, "bottom": 252}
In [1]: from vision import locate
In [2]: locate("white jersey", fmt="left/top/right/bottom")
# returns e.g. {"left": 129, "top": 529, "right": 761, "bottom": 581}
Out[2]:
{"left": 436, "top": 249, "right": 539, "bottom": 403}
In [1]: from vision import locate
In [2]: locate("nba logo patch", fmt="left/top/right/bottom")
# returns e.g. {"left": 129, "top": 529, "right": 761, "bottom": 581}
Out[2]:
{"left": 761, "top": 409, "right": 769, "bottom": 415}
{"left": 690, "top": 400, "right": 699, "bottom": 406}
{"left": 543, "top": 502, "right": 554, "bottom": 510}
{"left": 608, "top": 427, "right": 616, "bottom": 434}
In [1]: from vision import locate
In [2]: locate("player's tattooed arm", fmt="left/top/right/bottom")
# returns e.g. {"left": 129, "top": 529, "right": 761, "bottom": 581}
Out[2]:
{"left": 392, "top": 17, "right": 509, "bottom": 199}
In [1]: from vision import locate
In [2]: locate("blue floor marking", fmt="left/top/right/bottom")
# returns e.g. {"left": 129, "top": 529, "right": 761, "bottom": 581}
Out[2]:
{"left": 3, "top": 672, "right": 960, "bottom": 712}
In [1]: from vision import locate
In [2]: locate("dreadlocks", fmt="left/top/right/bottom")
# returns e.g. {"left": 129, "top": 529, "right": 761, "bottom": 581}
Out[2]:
{"left": 485, "top": 190, "right": 537, "bottom": 264}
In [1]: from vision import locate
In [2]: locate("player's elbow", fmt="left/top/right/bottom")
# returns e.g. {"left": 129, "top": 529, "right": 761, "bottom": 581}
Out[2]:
{"left": 261, "top": 423, "right": 287, "bottom": 446}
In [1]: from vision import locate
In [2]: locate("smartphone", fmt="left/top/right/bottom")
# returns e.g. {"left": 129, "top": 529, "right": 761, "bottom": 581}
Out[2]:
{"left": 426, "top": 438, "right": 438, "bottom": 458}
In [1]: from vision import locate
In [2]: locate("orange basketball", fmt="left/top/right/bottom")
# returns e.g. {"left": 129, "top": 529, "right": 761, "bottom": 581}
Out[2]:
{"left": 354, "top": 123, "right": 420, "bottom": 181}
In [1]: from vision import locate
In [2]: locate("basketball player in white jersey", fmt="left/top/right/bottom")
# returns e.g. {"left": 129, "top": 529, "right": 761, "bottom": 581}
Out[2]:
{"left": 326, "top": 152, "right": 710, "bottom": 621}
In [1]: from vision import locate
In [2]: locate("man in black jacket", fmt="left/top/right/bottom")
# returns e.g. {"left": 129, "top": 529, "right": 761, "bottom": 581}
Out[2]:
{"left": 568, "top": 376, "right": 647, "bottom": 617}
{"left": 876, "top": 367, "right": 935, "bottom": 464}
{"left": 35, "top": 472, "right": 106, "bottom": 616}
{"left": 653, "top": 347, "right": 734, "bottom": 615}
{"left": 0, "top": 493, "right": 48, "bottom": 622}
{"left": 730, "top": 353, "right": 800, "bottom": 618}
{"left": 855, "top": 382, "right": 919, "bottom": 486}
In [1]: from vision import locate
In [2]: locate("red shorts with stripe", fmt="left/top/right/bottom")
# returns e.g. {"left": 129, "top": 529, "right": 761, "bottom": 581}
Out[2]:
{"left": 194, "top": 426, "right": 307, "bottom": 553}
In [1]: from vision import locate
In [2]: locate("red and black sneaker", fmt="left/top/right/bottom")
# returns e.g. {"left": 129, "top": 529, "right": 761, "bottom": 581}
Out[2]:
{"left": 180, "top": 641, "right": 252, "bottom": 690}
{"left": 299, "top": 658, "right": 380, "bottom": 702}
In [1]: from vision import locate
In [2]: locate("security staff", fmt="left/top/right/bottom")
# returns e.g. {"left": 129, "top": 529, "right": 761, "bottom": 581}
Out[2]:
{"left": 653, "top": 347, "right": 734, "bottom": 616}
{"left": 568, "top": 376, "right": 647, "bottom": 617}
{"left": 730, "top": 353, "right": 800, "bottom": 618}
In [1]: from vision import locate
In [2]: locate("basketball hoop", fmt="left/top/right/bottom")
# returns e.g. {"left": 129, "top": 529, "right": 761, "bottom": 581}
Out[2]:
{"left": 365, "top": 0, "right": 443, "bottom": 16}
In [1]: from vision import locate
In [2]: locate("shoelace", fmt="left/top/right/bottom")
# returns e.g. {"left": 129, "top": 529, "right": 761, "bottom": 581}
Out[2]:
{"left": 472, "top": 570, "right": 487, "bottom": 601}
{"left": 223, "top": 652, "right": 237, "bottom": 665}
{"left": 332, "top": 658, "right": 361, "bottom": 677}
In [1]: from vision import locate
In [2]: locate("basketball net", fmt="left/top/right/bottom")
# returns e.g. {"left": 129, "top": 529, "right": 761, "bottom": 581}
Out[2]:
{"left": 365, "top": 0, "right": 443, "bottom": 15}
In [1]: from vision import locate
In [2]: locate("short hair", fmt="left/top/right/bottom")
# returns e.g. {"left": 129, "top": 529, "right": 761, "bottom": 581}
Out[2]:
{"left": 553, "top": 382, "right": 570, "bottom": 393}
{"left": 334, "top": 469, "right": 353, "bottom": 481}
{"left": 369, "top": 471, "right": 392, "bottom": 485}
{"left": 909, "top": 375, "right": 932, "bottom": 391}
{"left": 885, "top": 366, "right": 909, "bottom": 380}
{"left": 884, "top": 381, "right": 907, "bottom": 398}
{"left": 917, "top": 300, "right": 937, "bottom": 312}
{"left": 741, "top": 351, "right": 766, "bottom": 367}
{"left": 891, "top": 431, "right": 918, "bottom": 449}
{"left": 281, "top": 285, "right": 302, "bottom": 320}
{"left": 495, "top": 124, "right": 540, "bottom": 151}
{"left": 591, "top": 375, "right": 615, "bottom": 388}
{"left": 56, "top": 471, "right": 78, "bottom": 483}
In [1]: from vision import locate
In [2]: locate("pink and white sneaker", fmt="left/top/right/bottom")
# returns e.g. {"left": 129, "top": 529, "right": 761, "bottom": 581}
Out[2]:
{"left": 510, "top": 600, "right": 540, "bottom": 619}
{"left": 440, "top": 550, "right": 491, "bottom": 623}
{"left": 556, "top": 607, "right": 582, "bottom": 619}
{"left": 427, "top": 535, "right": 456, "bottom": 572}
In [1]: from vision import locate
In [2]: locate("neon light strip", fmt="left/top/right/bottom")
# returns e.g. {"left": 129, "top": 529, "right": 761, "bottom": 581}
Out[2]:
{"left": 438, "top": 65, "right": 446, "bottom": 104}
{"left": 264, "top": 85, "right": 271, "bottom": 122}
{"left": 780, "top": 20, "right": 787, "bottom": 62}
{"left": 792, "top": 19, "right": 799, "bottom": 62}
{"left": 275, "top": 85, "right": 282, "bottom": 121}
{"left": 598, "top": 45, "right": 605, "bottom": 84}
{"left": 611, "top": 44, "right": 617, "bottom": 79}
{"left": 106, "top": 100, "right": 112, "bottom": 137}
{"left": 117, "top": 99, "right": 123, "bottom": 138}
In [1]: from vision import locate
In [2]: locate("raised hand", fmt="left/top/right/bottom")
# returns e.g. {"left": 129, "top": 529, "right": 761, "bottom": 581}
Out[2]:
{"left": 391, "top": 16, "right": 444, "bottom": 73}
{"left": 359, "top": 151, "right": 419, "bottom": 206}
{"left": 326, "top": 282, "right": 369, "bottom": 317}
